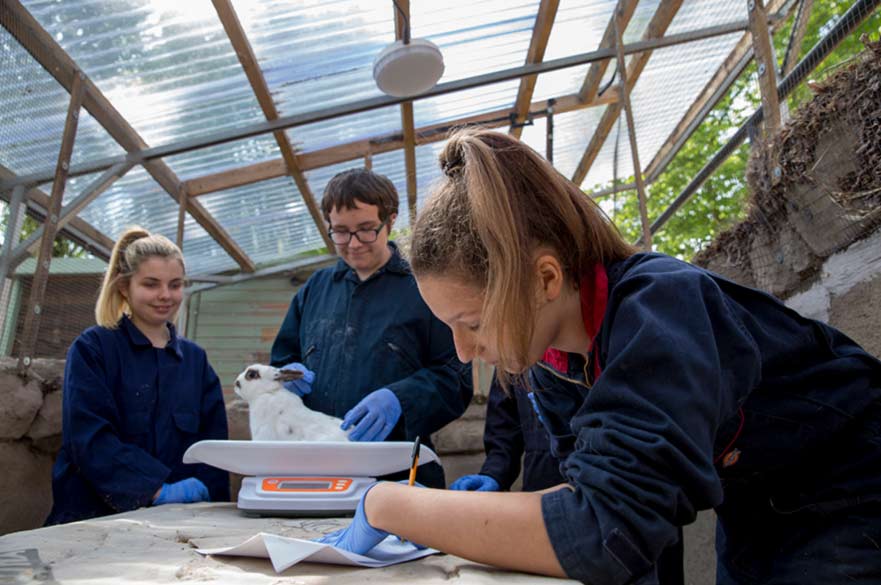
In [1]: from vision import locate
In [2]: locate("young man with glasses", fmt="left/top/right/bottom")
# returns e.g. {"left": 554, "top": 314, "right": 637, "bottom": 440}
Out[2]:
{"left": 270, "top": 168, "right": 470, "bottom": 488}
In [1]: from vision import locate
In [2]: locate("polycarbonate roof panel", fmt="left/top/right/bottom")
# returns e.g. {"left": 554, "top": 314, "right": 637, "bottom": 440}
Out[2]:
{"left": 582, "top": 28, "right": 744, "bottom": 188}
{"left": 287, "top": 104, "right": 402, "bottom": 155}
{"left": 410, "top": 0, "right": 538, "bottom": 128}
{"left": 1, "top": 26, "right": 124, "bottom": 176}
{"left": 69, "top": 165, "right": 238, "bottom": 274}
{"left": 238, "top": 0, "right": 394, "bottom": 119}
{"left": 22, "top": 0, "right": 266, "bottom": 147}
{"left": 414, "top": 79, "right": 521, "bottom": 128}
{"left": 531, "top": 0, "right": 660, "bottom": 102}
{"left": 520, "top": 105, "right": 610, "bottom": 180}
{"left": 412, "top": 0, "right": 539, "bottom": 82}
{"left": 198, "top": 175, "right": 325, "bottom": 266}
{"left": 163, "top": 134, "right": 282, "bottom": 181}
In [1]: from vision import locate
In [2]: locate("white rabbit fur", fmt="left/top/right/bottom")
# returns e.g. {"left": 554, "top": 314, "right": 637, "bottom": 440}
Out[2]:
{"left": 234, "top": 363, "right": 349, "bottom": 441}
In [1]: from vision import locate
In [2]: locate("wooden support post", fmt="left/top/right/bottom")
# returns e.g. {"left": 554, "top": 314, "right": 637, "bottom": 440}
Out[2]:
{"left": 394, "top": 0, "right": 419, "bottom": 226}
{"left": 17, "top": 73, "right": 84, "bottom": 369}
{"left": 747, "top": 0, "right": 781, "bottom": 137}
{"left": 510, "top": 0, "right": 559, "bottom": 139}
{"left": 613, "top": 15, "right": 652, "bottom": 251}
{"left": 177, "top": 182, "right": 187, "bottom": 250}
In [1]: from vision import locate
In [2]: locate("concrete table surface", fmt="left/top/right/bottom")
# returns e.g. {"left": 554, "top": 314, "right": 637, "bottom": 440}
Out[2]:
{"left": 0, "top": 502, "right": 577, "bottom": 584}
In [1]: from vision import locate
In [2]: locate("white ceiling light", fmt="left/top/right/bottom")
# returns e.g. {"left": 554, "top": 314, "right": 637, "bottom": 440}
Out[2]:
{"left": 373, "top": 38, "right": 445, "bottom": 98}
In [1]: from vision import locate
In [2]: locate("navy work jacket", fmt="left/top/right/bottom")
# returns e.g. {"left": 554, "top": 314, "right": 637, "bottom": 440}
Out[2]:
{"left": 480, "top": 376, "right": 562, "bottom": 491}
{"left": 532, "top": 253, "right": 881, "bottom": 585}
{"left": 270, "top": 243, "right": 470, "bottom": 450}
{"left": 45, "top": 316, "right": 230, "bottom": 525}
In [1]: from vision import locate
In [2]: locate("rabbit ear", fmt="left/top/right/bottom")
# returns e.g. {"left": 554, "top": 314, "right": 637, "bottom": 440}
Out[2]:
{"left": 275, "top": 368, "right": 304, "bottom": 382}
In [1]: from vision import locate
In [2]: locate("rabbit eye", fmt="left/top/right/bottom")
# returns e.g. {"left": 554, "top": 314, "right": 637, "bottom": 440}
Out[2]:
{"left": 246, "top": 369, "right": 260, "bottom": 380}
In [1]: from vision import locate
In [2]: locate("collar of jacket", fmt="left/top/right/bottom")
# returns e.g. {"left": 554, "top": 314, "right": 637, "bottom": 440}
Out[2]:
{"left": 332, "top": 241, "right": 411, "bottom": 281}
{"left": 540, "top": 262, "right": 608, "bottom": 378}
{"left": 119, "top": 314, "right": 184, "bottom": 359}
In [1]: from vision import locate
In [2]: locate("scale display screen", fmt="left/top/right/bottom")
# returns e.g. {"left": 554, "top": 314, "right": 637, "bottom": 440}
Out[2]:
{"left": 260, "top": 477, "right": 354, "bottom": 493}
{"left": 279, "top": 481, "right": 330, "bottom": 490}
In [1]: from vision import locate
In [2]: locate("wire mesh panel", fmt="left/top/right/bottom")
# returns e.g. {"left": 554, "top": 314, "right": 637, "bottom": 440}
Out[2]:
{"left": 0, "top": 24, "right": 123, "bottom": 176}
{"left": 4, "top": 258, "right": 105, "bottom": 359}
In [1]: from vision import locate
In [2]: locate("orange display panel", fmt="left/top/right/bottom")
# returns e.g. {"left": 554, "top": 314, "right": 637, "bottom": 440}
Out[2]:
{"left": 260, "top": 477, "right": 353, "bottom": 493}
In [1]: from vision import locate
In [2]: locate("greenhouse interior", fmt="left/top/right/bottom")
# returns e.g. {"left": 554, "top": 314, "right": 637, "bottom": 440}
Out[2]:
{"left": 1, "top": 0, "right": 881, "bottom": 583}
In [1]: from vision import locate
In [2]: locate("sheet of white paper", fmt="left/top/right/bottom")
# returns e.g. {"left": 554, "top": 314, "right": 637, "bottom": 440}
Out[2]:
{"left": 196, "top": 532, "right": 438, "bottom": 572}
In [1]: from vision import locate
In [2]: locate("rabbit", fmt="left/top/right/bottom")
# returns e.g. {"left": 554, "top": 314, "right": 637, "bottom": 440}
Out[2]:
{"left": 233, "top": 363, "right": 350, "bottom": 441}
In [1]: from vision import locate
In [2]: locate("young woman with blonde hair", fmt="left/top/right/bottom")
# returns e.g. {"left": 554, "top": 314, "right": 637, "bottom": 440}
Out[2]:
{"left": 317, "top": 129, "right": 881, "bottom": 584}
{"left": 45, "top": 227, "right": 229, "bottom": 525}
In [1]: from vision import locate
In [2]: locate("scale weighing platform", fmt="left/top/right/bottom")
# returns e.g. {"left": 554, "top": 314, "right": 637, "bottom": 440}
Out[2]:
{"left": 183, "top": 440, "right": 438, "bottom": 516}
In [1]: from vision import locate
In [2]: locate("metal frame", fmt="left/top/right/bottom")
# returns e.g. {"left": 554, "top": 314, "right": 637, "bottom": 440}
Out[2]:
{"left": 0, "top": 0, "right": 869, "bottom": 299}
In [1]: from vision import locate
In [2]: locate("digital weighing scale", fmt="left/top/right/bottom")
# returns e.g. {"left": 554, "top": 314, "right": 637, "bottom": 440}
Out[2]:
{"left": 183, "top": 440, "right": 439, "bottom": 516}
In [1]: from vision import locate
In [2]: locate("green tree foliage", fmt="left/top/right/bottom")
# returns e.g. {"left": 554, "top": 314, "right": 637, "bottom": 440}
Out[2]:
{"left": 591, "top": 2, "right": 880, "bottom": 260}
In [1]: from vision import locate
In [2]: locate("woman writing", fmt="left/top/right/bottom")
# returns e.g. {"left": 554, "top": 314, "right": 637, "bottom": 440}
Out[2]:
{"left": 45, "top": 227, "right": 229, "bottom": 525}
{"left": 318, "top": 129, "right": 881, "bottom": 584}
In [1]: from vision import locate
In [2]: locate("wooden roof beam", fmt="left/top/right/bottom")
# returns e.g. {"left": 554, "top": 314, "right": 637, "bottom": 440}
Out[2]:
{"left": 510, "top": 0, "right": 560, "bottom": 139}
{"left": 571, "top": 0, "right": 684, "bottom": 186}
{"left": 578, "top": 0, "right": 639, "bottom": 104}
{"left": 0, "top": 0, "right": 255, "bottom": 272}
{"left": 394, "top": 0, "right": 419, "bottom": 225}
{"left": 212, "top": 0, "right": 334, "bottom": 252}
{"left": 185, "top": 90, "right": 618, "bottom": 198}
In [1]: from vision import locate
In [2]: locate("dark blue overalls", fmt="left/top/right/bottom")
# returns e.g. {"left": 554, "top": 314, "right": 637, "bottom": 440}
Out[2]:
{"left": 46, "top": 316, "right": 230, "bottom": 525}
{"left": 531, "top": 253, "right": 881, "bottom": 585}
{"left": 271, "top": 243, "right": 472, "bottom": 488}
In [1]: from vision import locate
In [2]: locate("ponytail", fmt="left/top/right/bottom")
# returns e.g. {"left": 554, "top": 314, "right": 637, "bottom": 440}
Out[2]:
{"left": 411, "top": 128, "right": 635, "bottom": 380}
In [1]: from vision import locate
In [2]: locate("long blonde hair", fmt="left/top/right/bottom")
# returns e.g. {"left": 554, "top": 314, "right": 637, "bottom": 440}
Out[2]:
{"left": 410, "top": 128, "right": 635, "bottom": 379}
{"left": 95, "top": 227, "right": 185, "bottom": 327}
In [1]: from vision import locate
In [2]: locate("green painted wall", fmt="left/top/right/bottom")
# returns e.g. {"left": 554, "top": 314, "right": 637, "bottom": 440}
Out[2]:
{"left": 186, "top": 275, "right": 299, "bottom": 401}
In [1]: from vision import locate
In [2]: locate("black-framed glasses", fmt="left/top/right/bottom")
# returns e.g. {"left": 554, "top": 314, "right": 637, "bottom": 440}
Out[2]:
{"left": 328, "top": 220, "right": 388, "bottom": 245}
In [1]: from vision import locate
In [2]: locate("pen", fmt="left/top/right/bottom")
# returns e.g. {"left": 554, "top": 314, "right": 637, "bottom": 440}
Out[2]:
{"left": 400, "top": 436, "right": 420, "bottom": 543}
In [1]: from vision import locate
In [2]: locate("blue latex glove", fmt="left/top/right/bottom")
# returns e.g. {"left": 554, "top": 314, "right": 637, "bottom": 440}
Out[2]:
{"left": 153, "top": 477, "right": 209, "bottom": 505}
{"left": 449, "top": 474, "right": 500, "bottom": 492}
{"left": 280, "top": 362, "right": 315, "bottom": 397}
{"left": 341, "top": 388, "right": 402, "bottom": 442}
{"left": 314, "top": 484, "right": 388, "bottom": 555}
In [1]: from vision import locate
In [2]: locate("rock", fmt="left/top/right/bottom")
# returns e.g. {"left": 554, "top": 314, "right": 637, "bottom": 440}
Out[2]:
{"left": 27, "top": 390, "right": 62, "bottom": 442}
{"left": 0, "top": 374, "right": 43, "bottom": 439}
{"left": 0, "top": 442, "right": 54, "bottom": 534}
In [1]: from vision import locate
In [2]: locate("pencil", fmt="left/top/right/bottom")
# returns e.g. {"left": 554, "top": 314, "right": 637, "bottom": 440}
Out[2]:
{"left": 400, "top": 436, "right": 420, "bottom": 543}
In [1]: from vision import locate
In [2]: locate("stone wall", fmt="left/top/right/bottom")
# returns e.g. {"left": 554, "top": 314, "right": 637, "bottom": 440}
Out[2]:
{"left": 0, "top": 357, "right": 64, "bottom": 535}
